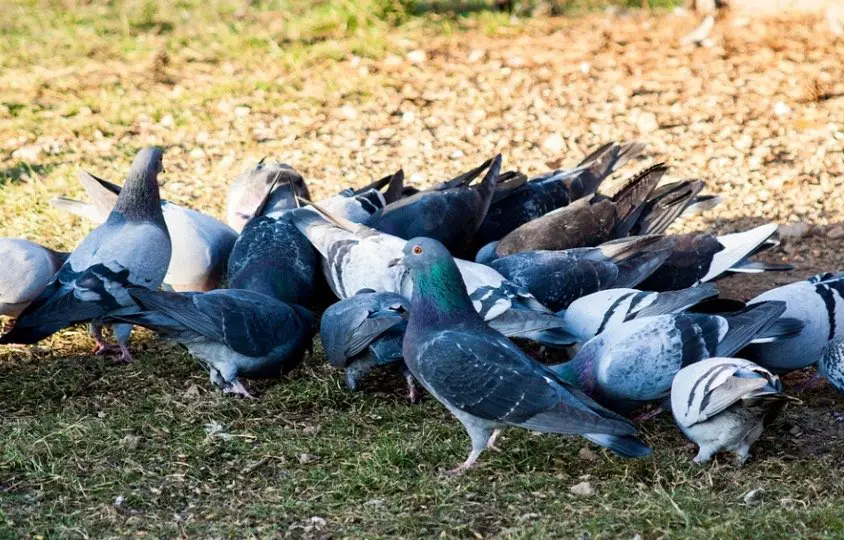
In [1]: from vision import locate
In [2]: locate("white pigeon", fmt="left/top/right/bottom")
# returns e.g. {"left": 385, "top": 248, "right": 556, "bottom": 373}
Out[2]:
{"left": 671, "top": 357, "right": 798, "bottom": 465}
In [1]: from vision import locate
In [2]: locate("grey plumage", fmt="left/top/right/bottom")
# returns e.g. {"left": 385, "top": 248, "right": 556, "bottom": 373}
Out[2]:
{"left": 0, "top": 239, "right": 68, "bottom": 317}
{"left": 671, "top": 357, "right": 797, "bottom": 464}
{"left": 51, "top": 169, "right": 237, "bottom": 292}
{"left": 111, "top": 288, "right": 316, "bottom": 397}
{"left": 401, "top": 237, "right": 650, "bottom": 472}
{"left": 819, "top": 337, "right": 844, "bottom": 395}
{"left": 742, "top": 272, "right": 844, "bottom": 373}
{"left": 1, "top": 147, "right": 172, "bottom": 362}
{"left": 550, "top": 301, "right": 799, "bottom": 411}
{"left": 291, "top": 207, "right": 571, "bottom": 346}
{"left": 320, "top": 291, "right": 416, "bottom": 400}
{"left": 226, "top": 159, "right": 310, "bottom": 232}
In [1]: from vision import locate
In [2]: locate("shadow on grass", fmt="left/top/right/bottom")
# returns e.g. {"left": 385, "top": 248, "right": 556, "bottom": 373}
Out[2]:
{"left": 0, "top": 162, "right": 57, "bottom": 186}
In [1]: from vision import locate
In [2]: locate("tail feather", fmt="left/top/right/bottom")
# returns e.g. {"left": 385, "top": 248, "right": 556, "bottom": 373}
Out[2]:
{"left": 438, "top": 156, "right": 495, "bottom": 190}
{"left": 610, "top": 164, "right": 667, "bottom": 237}
{"left": 632, "top": 180, "right": 704, "bottom": 236}
{"left": 680, "top": 194, "right": 722, "bottom": 217}
{"left": 727, "top": 260, "right": 794, "bottom": 273}
{"left": 612, "top": 249, "right": 672, "bottom": 289}
{"left": 473, "top": 154, "right": 502, "bottom": 206}
{"left": 49, "top": 197, "right": 107, "bottom": 223}
{"left": 701, "top": 223, "right": 779, "bottom": 282}
{"left": 382, "top": 170, "right": 405, "bottom": 204}
{"left": 0, "top": 286, "right": 109, "bottom": 344}
{"left": 750, "top": 316, "right": 804, "bottom": 343}
{"left": 634, "top": 284, "right": 719, "bottom": 318}
{"left": 612, "top": 141, "right": 647, "bottom": 171}
{"left": 583, "top": 433, "right": 653, "bottom": 458}
{"left": 594, "top": 235, "right": 666, "bottom": 262}
{"left": 717, "top": 300, "right": 788, "bottom": 357}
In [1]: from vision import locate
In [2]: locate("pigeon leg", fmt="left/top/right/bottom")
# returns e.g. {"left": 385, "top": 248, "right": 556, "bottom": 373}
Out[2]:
{"left": 89, "top": 322, "right": 119, "bottom": 355}
{"left": 633, "top": 406, "right": 664, "bottom": 422}
{"left": 406, "top": 374, "right": 421, "bottom": 404}
{"left": 223, "top": 379, "right": 255, "bottom": 399}
{"left": 447, "top": 425, "right": 492, "bottom": 475}
{"left": 692, "top": 446, "right": 715, "bottom": 465}
{"left": 113, "top": 323, "right": 135, "bottom": 364}
{"left": 487, "top": 429, "right": 503, "bottom": 452}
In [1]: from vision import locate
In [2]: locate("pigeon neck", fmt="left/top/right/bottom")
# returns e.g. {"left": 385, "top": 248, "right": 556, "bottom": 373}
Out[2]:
{"left": 552, "top": 356, "right": 596, "bottom": 396}
{"left": 113, "top": 169, "right": 163, "bottom": 222}
{"left": 410, "top": 258, "right": 479, "bottom": 328}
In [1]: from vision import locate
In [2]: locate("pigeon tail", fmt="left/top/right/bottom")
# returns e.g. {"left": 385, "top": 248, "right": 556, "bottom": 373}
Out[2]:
{"left": 716, "top": 300, "right": 790, "bottom": 357}
{"left": 633, "top": 284, "right": 719, "bottom": 318}
{"left": 631, "top": 180, "right": 705, "bottom": 236}
{"left": 49, "top": 196, "right": 107, "bottom": 223}
{"left": 584, "top": 433, "right": 653, "bottom": 458}
{"left": 608, "top": 164, "right": 667, "bottom": 238}
{"left": 701, "top": 223, "right": 780, "bottom": 282}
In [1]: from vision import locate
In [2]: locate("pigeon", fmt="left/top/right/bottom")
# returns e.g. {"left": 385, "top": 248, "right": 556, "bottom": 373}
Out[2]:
{"left": 51, "top": 169, "right": 237, "bottom": 292}
{"left": 637, "top": 224, "right": 792, "bottom": 291}
{"left": 338, "top": 169, "right": 405, "bottom": 205}
{"left": 550, "top": 301, "right": 800, "bottom": 411}
{"left": 0, "top": 147, "right": 172, "bottom": 362}
{"left": 819, "top": 337, "right": 844, "bottom": 395}
{"left": 0, "top": 239, "right": 68, "bottom": 317}
{"left": 557, "top": 283, "right": 720, "bottom": 343}
{"left": 291, "top": 205, "right": 571, "bottom": 346}
{"left": 227, "top": 170, "right": 320, "bottom": 306}
{"left": 368, "top": 155, "right": 500, "bottom": 255}
{"left": 399, "top": 237, "right": 651, "bottom": 473}
{"left": 226, "top": 159, "right": 310, "bottom": 232}
{"left": 741, "top": 272, "right": 844, "bottom": 373}
{"left": 487, "top": 236, "right": 671, "bottom": 312}
{"left": 671, "top": 357, "right": 797, "bottom": 464}
{"left": 480, "top": 164, "right": 698, "bottom": 261}
{"left": 320, "top": 290, "right": 417, "bottom": 401}
{"left": 472, "top": 141, "right": 645, "bottom": 249}
{"left": 110, "top": 288, "right": 316, "bottom": 397}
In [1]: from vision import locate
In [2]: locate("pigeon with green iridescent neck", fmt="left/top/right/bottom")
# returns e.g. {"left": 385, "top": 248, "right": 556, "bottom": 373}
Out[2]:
{"left": 400, "top": 237, "right": 650, "bottom": 473}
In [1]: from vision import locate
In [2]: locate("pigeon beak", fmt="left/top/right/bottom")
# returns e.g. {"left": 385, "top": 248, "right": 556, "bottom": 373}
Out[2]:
{"left": 387, "top": 257, "right": 402, "bottom": 268}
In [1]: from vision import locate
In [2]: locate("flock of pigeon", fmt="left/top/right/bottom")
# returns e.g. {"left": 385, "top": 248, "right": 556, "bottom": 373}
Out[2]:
{"left": 2, "top": 142, "right": 843, "bottom": 473}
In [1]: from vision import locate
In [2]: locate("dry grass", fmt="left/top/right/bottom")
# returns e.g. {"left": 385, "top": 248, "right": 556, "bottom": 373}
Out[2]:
{"left": 2, "top": 0, "right": 844, "bottom": 537}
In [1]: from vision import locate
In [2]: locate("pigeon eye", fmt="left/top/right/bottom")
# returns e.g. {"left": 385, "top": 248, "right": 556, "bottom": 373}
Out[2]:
{"left": 412, "top": 245, "right": 423, "bottom": 255}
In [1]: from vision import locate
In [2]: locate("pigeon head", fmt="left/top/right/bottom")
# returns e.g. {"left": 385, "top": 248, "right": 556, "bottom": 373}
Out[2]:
{"left": 112, "top": 147, "right": 165, "bottom": 222}
{"left": 402, "top": 237, "right": 477, "bottom": 324}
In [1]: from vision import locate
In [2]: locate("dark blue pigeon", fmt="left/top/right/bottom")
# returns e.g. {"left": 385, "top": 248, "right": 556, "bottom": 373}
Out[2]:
{"left": 549, "top": 301, "right": 801, "bottom": 412}
{"left": 226, "top": 159, "right": 311, "bottom": 232}
{"left": 0, "top": 147, "right": 172, "bottom": 363}
{"left": 320, "top": 290, "right": 418, "bottom": 401}
{"left": 338, "top": 169, "right": 404, "bottom": 204}
{"left": 487, "top": 236, "right": 670, "bottom": 312}
{"left": 472, "top": 141, "right": 645, "bottom": 249}
{"left": 400, "top": 237, "right": 651, "bottom": 474}
{"left": 741, "top": 272, "right": 844, "bottom": 373}
{"left": 369, "top": 156, "right": 501, "bottom": 255}
{"left": 111, "top": 288, "right": 316, "bottom": 398}
{"left": 227, "top": 169, "right": 320, "bottom": 306}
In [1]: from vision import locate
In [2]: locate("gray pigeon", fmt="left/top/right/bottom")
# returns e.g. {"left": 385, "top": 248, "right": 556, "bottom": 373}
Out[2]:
{"left": 671, "top": 357, "right": 797, "bottom": 464}
{"left": 550, "top": 301, "right": 800, "bottom": 412}
{"left": 320, "top": 290, "right": 417, "bottom": 401}
{"left": 742, "top": 272, "right": 844, "bottom": 373}
{"left": 819, "top": 337, "right": 844, "bottom": 395}
{"left": 557, "top": 284, "right": 719, "bottom": 343}
{"left": 400, "top": 237, "right": 650, "bottom": 473}
{"left": 226, "top": 159, "right": 310, "bottom": 232}
{"left": 0, "top": 239, "right": 68, "bottom": 317}
{"left": 51, "top": 170, "right": 237, "bottom": 292}
{"left": 111, "top": 288, "right": 316, "bottom": 397}
{"left": 0, "top": 147, "right": 172, "bottom": 362}
{"left": 292, "top": 206, "right": 572, "bottom": 346}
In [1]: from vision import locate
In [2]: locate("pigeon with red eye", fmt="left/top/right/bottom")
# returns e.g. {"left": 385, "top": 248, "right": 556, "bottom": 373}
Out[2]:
{"left": 1, "top": 147, "right": 172, "bottom": 363}
{"left": 109, "top": 288, "right": 316, "bottom": 398}
{"left": 320, "top": 290, "right": 418, "bottom": 402}
{"left": 368, "top": 155, "right": 500, "bottom": 256}
{"left": 51, "top": 168, "right": 237, "bottom": 292}
{"left": 472, "top": 140, "right": 645, "bottom": 251}
{"left": 226, "top": 159, "right": 310, "bottom": 232}
{"left": 400, "top": 237, "right": 650, "bottom": 473}
{"left": 0, "top": 239, "right": 68, "bottom": 317}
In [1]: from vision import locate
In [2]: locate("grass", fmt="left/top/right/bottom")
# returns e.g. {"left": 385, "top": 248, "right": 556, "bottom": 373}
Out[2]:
{"left": 2, "top": 0, "right": 842, "bottom": 537}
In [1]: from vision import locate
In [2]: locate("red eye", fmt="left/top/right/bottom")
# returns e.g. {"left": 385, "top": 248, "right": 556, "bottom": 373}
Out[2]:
{"left": 412, "top": 245, "right": 423, "bottom": 255}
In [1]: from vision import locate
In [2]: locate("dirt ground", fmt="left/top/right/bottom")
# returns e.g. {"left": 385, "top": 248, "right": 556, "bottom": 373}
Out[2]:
{"left": 1, "top": 3, "right": 844, "bottom": 537}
